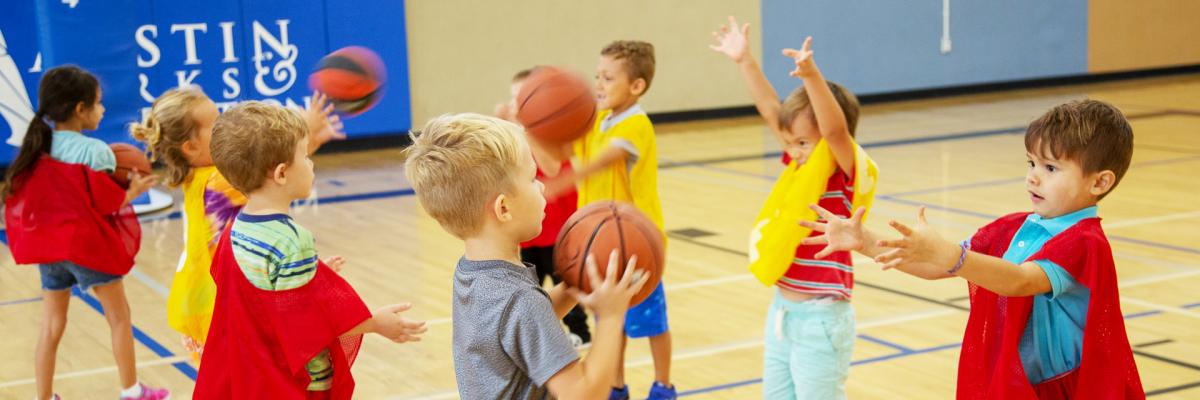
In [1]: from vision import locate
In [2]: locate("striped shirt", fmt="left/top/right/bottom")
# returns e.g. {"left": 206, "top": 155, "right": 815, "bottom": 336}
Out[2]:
{"left": 777, "top": 154, "right": 855, "bottom": 299}
{"left": 229, "top": 212, "right": 331, "bottom": 391}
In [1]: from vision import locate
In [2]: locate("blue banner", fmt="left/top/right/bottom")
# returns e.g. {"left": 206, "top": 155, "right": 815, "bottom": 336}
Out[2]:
{"left": 0, "top": 0, "right": 410, "bottom": 165}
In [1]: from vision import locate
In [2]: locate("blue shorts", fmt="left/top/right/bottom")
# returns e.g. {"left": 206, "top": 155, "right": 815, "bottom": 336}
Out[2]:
{"left": 624, "top": 282, "right": 669, "bottom": 338}
{"left": 39, "top": 261, "right": 122, "bottom": 292}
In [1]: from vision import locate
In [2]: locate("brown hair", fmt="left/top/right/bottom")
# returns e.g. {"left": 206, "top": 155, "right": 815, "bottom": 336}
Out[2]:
{"left": 1024, "top": 99, "right": 1133, "bottom": 199}
{"left": 778, "top": 81, "right": 860, "bottom": 137}
{"left": 601, "top": 40, "right": 656, "bottom": 92}
{"left": 210, "top": 101, "right": 308, "bottom": 194}
{"left": 3, "top": 65, "right": 99, "bottom": 198}
{"left": 129, "top": 87, "right": 209, "bottom": 187}
{"left": 403, "top": 113, "right": 528, "bottom": 239}
{"left": 512, "top": 66, "right": 539, "bottom": 83}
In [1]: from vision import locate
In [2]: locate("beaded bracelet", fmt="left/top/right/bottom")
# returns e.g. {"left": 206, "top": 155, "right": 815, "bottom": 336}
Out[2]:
{"left": 947, "top": 241, "right": 969, "bottom": 275}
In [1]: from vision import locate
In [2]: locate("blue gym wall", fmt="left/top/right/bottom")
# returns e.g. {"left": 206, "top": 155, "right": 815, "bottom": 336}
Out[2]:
{"left": 0, "top": 0, "right": 410, "bottom": 165}
{"left": 761, "top": 0, "right": 1088, "bottom": 98}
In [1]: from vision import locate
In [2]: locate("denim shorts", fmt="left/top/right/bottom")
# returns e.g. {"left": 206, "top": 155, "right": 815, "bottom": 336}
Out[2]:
{"left": 39, "top": 261, "right": 123, "bottom": 292}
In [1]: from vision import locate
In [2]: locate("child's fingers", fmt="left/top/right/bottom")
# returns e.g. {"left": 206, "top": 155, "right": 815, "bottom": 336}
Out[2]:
{"left": 917, "top": 206, "right": 928, "bottom": 226}
{"left": 727, "top": 15, "right": 739, "bottom": 29}
{"left": 380, "top": 303, "right": 413, "bottom": 314}
{"left": 874, "top": 248, "right": 903, "bottom": 264}
{"left": 851, "top": 207, "right": 867, "bottom": 224}
{"left": 741, "top": 23, "right": 750, "bottom": 36}
{"left": 798, "top": 219, "right": 825, "bottom": 232}
{"left": 603, "top": 249, "right": 620, "bottom": 285}
{"left": 813, "top": 246, "right": 835, "bottom": 259}
{"left": 800, "top": 235, "right": 827, "bottom": 246}
{"left": 808, "top": 204, "right": 838, "bottom": 221}
{"left": 875, "top": 238, "right": 906, "bottom": 249}
{"left": 802, "top": 36, "right": 813, "bottom": 52}
{"left": 618, "top": 255, "right": 639, "bottom": 287}
{"left": 782, "top": 48, "right": 799, "bottom": 58}
{"left": 888, "top": 220, "right": 914, "bottom": 236}
{"left": 584, "top": 254, "right": 604, "bottom": 289}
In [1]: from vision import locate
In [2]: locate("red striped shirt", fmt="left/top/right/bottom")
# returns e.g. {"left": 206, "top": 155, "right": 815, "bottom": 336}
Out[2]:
{"left": 776, "top": 154, "right": 855, "bottom": 299}
{"left": 522, "top": 161, "right": 578, "bottom": 248}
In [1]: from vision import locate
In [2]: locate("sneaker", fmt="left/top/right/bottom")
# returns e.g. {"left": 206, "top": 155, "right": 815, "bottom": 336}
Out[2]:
{"left": 647, "top": 381, "right": 677, "bottom": 400}
{"left": 118, "top": 383, "right": 170, "bottom": 400}
{"left": 608, "top": 385, "right": 630, "bottom": 400}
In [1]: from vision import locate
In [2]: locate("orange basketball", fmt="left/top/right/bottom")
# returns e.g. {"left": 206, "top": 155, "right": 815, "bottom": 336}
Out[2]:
{"left": 553, "top": 202, "right": 664, "bottom": 307}
{"left": 516, "top": 66, "right": 596, "bottom": 144}
{"left": 110, "top": 143, "right": 151, "bottom": 188}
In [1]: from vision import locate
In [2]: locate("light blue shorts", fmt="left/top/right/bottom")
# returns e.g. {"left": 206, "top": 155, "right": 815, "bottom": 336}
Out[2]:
{"left": 762, "top": 291, "right": 855, "bottom": 400}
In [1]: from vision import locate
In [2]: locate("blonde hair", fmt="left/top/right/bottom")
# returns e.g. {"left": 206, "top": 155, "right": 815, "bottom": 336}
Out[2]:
{"left": 779, "top": 81, "right": 860, "bottom": 137}
{"left": 129, "top": 87, "right": 209, "bottom": 186}
{"left": 210, "top": 101, "right": 308, "bottom": 194}
{"left": 601, "top": 40, "right": 656, "bottom": 92}
{"left": 404, "top": 113, "right": 528, "bottom": 239}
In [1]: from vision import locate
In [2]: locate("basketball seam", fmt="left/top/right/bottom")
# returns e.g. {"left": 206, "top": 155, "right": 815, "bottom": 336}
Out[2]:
{"left": 520, "top": 88, "right": 594, "bottom": 130}
{"left": 579, "top": 216, "right": 614, "bottom": 292}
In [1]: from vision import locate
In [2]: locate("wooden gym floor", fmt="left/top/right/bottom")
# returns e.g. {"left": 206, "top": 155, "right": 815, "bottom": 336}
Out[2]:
{"left": 2, "top": 74, "right": 1199, "bottom": 399}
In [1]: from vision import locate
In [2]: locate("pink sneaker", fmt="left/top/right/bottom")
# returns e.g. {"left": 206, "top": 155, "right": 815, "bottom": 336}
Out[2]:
{"left": 118, "top": 383, "right": 170, "bottom": 400}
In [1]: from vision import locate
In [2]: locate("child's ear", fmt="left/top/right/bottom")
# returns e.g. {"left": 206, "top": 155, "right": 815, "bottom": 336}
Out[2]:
{"left": 1090, "top": 170, "right": 1117, "bottom": 197}
{"left": 74, "top": 101, "right": 89, "bottom": 117}
{"left": 630, "top": 78, "right": 647, "bottom": 96}
{"left": 492, "top": 193, "right": 513, "bottom": 222}
{"left": 271, "top": 163, "right": 289, "bottom": 185}
{"left": 181, "top": 137, "right": 202, "bottom": 160}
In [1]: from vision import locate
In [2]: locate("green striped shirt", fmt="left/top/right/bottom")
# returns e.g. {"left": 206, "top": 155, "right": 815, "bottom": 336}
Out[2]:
{"left": 230, "top": 212, "right": 331, "bottom": 391}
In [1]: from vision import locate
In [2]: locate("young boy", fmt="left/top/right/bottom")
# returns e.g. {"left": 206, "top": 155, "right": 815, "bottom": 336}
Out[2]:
{"left": 404, "top": 113, "right": 648, "bottom": 399}
{"left": 547, "top": 39, "right": 674, "bottom": 399}
{"left": 497, "top": 67, "right": 592, "bottom": 346}
{"left": 711, "top": 17, "right": 877, "bottom": 399}
{"left": 194, "top": 102, "right": 426, "bottom": 400}
{"left": 805, "top": 100, "right": 1144, "bottom": 399}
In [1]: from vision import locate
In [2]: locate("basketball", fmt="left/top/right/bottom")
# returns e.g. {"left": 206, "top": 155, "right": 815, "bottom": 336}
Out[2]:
{"left": 516, "top": 66, "right": 596, "bottom": 144}
{"left": 110, "top": 143, "right": 151, "bottom": 188}
{"left": 308, "top": 46, "right": 387, "bottom": 116}
{"left": 554, "top": 201, "right": 664, "bottom": 307}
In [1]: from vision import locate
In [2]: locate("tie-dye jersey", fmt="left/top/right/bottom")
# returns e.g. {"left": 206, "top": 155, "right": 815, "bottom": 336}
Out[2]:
{"left": 167, "top": 165, "right": 247, "bottom": 351}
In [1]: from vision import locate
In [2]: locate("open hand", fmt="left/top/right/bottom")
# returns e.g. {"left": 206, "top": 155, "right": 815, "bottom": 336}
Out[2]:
{"left": 570, "top": 250, "right": 649, "bottom": 318}
{"left": 372, "top": 303, "right": 428, "bottom": 344}
{"left": 799, "top": 205, "right": 866, "bottom": 258}
{"left": 781, "top": 36, "right": 816, "bottom": 78}
{"left": 874, "top": 207, "right": 959, "bottom": 271}
{"left": 709, "top": 16, "right": 751, "bottom": 63}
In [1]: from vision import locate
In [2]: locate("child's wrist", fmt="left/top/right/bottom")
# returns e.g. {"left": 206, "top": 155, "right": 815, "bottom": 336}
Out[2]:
{"left": 946, "top": 241, "right": 969, "bottom": 275}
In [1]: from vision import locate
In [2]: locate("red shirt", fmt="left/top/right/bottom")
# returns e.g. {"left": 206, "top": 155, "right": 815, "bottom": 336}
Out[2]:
{"left": 776, "top": 153, "right": 855, "bottom": 299}
{"left": 522, "top": 160, "right": 578, "bottom": 248}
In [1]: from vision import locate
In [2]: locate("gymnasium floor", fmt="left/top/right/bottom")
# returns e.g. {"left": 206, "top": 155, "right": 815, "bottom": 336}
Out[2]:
{"left": 2, "top": 74, "right": 1199, "bottom": 399}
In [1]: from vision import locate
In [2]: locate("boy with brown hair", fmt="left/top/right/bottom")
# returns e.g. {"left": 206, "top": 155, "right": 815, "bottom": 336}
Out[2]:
{"left": 547, "top": 39, "right": 675, "bottom": 400}
{"left": 404, "top": 113, "right": 648, "bottom": 399}
{"left": 806, "top": 99, "right": 1144, "bottom": 399}
{"left": 194, "top": 102, "right": 426, "bottom": 399}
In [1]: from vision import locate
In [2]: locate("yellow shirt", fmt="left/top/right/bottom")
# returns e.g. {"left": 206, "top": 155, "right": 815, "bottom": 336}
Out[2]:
{"left": 575, "top": 105, "right": 663, "bottom": 230}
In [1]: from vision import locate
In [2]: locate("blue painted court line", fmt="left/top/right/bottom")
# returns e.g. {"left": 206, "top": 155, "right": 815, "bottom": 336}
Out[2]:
{"left": 0, "top": 236, "right": 197, "bottom": 381}
{"left": 71, "top": 287, "right": 198, "bottom": 380}
{"left": 678, "top": 299, "right": 1199, "bottom": 397}
{"left": 0, "top": 296, "right": 42, "bottom": 307}
{"left": 858, "top": 334, "right": 913, "bottom": 353}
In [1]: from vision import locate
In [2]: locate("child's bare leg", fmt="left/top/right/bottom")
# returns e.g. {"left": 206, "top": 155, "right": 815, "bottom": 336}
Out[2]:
{"left": 613, "top": 334, "right": 628, "bottom": 388}
{"left": 92, "top": 280, "right": 137, "bottom": 388}
{"left": 649, "top": 331, "right": 672, "bottom": 384}
{"left": 35, "top": 289, "right": 71, "bottom": 400}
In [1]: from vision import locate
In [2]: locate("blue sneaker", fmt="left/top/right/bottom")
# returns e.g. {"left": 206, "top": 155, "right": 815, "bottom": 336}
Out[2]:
{"left": 608, "top": 385, "right": 630, "bottom": 400}
{"left": 647, "top": 381, "right": 677, "bottom": 400}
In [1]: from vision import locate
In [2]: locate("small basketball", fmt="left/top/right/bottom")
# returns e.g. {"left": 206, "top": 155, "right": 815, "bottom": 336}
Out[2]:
{"left": 110, "top": 143, "right": 151, "bottom": 188}
{"left": 516, "top": 66, "right": 596, "bottom": 144}
{"left": 554, "top": 202, "right": 664, "bottom": 307}
{"left": 308, "top": 46, "right": 387, "bottom": 116}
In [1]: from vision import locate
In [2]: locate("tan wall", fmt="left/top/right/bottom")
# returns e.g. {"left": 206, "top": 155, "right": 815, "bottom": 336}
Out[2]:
{"left": 1089, "top": 0, "right": 1200, "bottom": 73}
{"left": 404, "top": 1, "right": 760, "bottom": 127}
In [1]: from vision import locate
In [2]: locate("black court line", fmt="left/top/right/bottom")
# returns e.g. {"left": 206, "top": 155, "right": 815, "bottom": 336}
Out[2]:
{"left": 666, "top": 233, "right": 970, "bottom": 311}
{"left": 1148, "top": 380, "right": 1200, "bottom": 397}
{"left": 1134, "top": 339, "right": 1174, "bottom": 348}
{"left": 1133, "top": 349, "right": 1200, "bottom": 372}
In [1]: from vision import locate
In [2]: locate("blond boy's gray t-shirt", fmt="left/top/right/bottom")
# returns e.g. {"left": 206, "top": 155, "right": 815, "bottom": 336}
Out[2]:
{"left": 452, "top": 258, "right": 579, "bottom": 399}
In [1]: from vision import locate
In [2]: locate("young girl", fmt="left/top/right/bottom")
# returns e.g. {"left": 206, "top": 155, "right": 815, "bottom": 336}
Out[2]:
{"left": 130, "top": 87, "right": 343, "bottom": 361}
{"left": 3, "top": 65, "right": 167, "bottom": 400}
